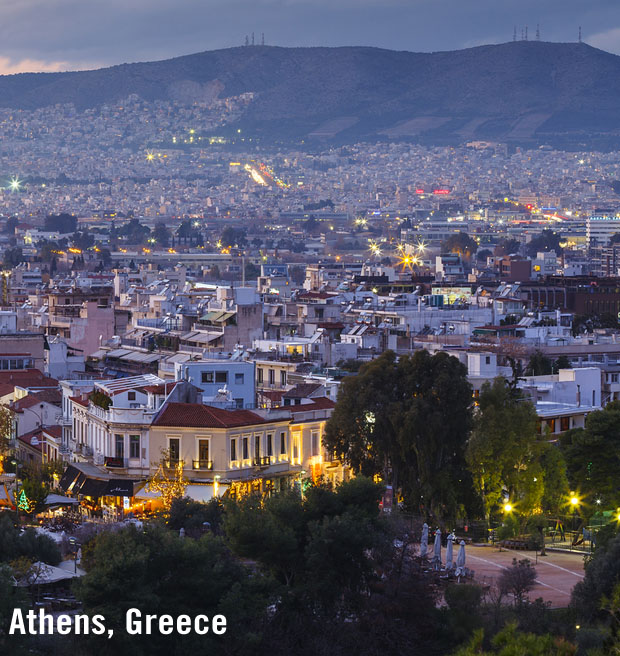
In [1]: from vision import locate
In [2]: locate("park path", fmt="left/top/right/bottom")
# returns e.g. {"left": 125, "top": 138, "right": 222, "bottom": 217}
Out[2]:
{"left": 465, "top": 544, "right": 585, "bottom": 607}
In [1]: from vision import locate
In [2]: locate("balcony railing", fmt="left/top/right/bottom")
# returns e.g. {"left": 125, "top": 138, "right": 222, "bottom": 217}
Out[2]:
{"left": 192, "top": 459, "right": 213, "bottom": 470}
{"left": 253, "top": 456, "right": 271, "bottom": 467}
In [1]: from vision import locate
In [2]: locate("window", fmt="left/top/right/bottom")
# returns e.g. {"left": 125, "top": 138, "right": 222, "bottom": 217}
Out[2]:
{"left": 485, "top": 356, "right": 491, "bottom": 365}
{"left": 269, "top": 369, "right": 275, "bottom": 385}
{"left": 129, "top": 435, "right": 140, "bottom": 458}
{"left": 611, "top": 373, "right": 619, "bottom": 383}
{"left": 293, "top": 435, "right": 299, "bottom": 460}
{"left": 115, "top": 434, "right": 124, "bottom": 459}
{"left": 230, "top": 438, "right": 237, "bottom": 462}
{"left": 242, "top": 437, "right": 249, "bottom": 460}
{"left": 235, "top": 373, "right": 244, "bottom": 385}
{"left": 279, "top": 432, "right": 287, "bottom": 455}
{"left": 169, "top": 438, "right": 180, "bottom": 462}
{"left": 234, "top": 398, "right": 243, "bottom": 409}
{"left": 254, "top": 435, "right": 260, "bottom": 460}
{"left": 257, "top": 368, "right": 263, "bottom": 384}
{"left": 560, "top": 416, "right": 570, "bottom": 432}
{"left": 215, "top": 371, "right": 228, "bottom": 384}
{"left": 311, "top": 430, "right": 320, "bottom": 457}
{"left": 198, "top": 439, "right": 209, "bottom": 464}
{"left": 280, "top": 371, "right": 287, "bottom": 386}
{"left": 266, "top": 433, "right": 273, "bottom": 457}
{"left": 128, "top": 391, "right": 136, "bottom": 401}
{"left": 201, "top": 371, "right": 214, "bottom": 384}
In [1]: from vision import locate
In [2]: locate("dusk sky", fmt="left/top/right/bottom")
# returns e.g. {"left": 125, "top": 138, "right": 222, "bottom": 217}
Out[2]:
{"left": 1, "top": 0, "right": 620, "bottom": 74}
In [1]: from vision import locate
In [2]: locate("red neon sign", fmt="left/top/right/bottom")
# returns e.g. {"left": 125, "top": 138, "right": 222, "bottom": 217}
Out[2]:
{"left": 433, "top": 189, "right": 450, "bottom": 195}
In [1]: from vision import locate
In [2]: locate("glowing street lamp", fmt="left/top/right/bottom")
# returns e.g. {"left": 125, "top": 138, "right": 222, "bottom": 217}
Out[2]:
{"left": 8, "top": 177, "right": 21, "bottom": 192}
{"left": 503, "top": 502, "right": 513, "bottom": 514}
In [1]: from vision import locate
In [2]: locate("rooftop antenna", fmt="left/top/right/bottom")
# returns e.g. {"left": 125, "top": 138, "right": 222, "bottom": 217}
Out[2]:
{"left": 536, "top": 24, "right": 540, "bottom": 41}
{"left": 525, "top": 25, "right": 528, "bottom": 40}
{"left": 244, "top": 35, "right": 249, "bottom": 47}
{"left": 261, "top": 33, "right": 265, "bottom": 46}
{"left": 513, "top": 26, "right": 517, "bottom": 42}
{"left": 521, "top": 28, "right": 524, "bottom": 40}
{"left": 578, "top": 26, "right": 582, "bottom": 43}
{"left": 251, "top": 32, "right": 255, "bottom": 46}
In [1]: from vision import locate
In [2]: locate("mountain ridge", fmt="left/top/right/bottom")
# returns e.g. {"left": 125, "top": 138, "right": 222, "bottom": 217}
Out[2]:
{"left": 0, "top": 41, "right": 618, "bottom": 144}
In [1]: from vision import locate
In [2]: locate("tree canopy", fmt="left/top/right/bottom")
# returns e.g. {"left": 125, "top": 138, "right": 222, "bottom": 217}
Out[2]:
{"left": 44, "top": 213, "right": 77, "bottom": 233}
{"left": 560, "top": 401, "right": 620, "bottom": 511}
{"left": 324, "top": 350, "right": 475, "bottom": 520}
{"left": 466, "top": 378, "right": 568, "bottom": 520}
{"left": 441, "top": 232, "right": 478, "bottom": 258}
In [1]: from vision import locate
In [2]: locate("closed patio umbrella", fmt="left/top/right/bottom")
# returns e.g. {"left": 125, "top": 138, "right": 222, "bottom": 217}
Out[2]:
{"left": 455, "top": 540, "right": 466, "bottom": 579}
{"left": 445, "top": 532, "right": 455, "bottom": 570}
{"left": 432, "top": 529, "right": 442, "bottom": 570}
{"left": 420, "top": 522, "right": 429, "bottom": 558}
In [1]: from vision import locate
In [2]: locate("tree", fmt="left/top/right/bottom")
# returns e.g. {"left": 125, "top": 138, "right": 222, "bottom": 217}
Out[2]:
{"left": 526, "top": 229, "right": 563, "bottom": 258}
{"left": 220, "top": 226, "right": 246, "bottom": 249}
{"left": 441, "top": 232, "right": 478, "bottom": 258}
{"left": 560, "top": 402, "right": 620, "bottom": 511}
{"left": 44, "top": 213, "right": 77, "bottom": 233}
{"left": 146, "top": 449, "right": 188, "bottom": 510}
{"left": 477, "top": 248, "right": 493, "bottom": 262}
{"left": 554, "top": 355, "right": 572, "bottom": 372}
{"left": 223, "top": 478, "right": 385, "bottom": 598}
{"left": 573, "top": 531, "right": 620, "bottom": 623}
{"left": 453, "top": 623, "right": 576, "bottom": 656}
{"left": 0, "top": 405, "right": 12, "bottom": 475}
{"left": 244, "top": 262, "right": 261, "bottom": 280}
{"left": 71, "top": 230, "right": 94, "bottom": 250}
{"left": 168, "top": 497, "right": 223, "bottom": 536}
{"left": 494, "top": 237, "right": 521, "bottom": 256}
{"left": 152, "top": 222, "right": 170, "bottom": 247}
{"left": 75, "top": 525, "right": 269, "bottom": 656}
{"left": 324, "top": 350, "right": 475, "bottom": 520}
{"left": 0, "top": 514, "right": 60, "bottom": 565}
{"left": 2, "top": 247, "right": 23, "bottom": 268}
{"left": 466, "top": 378, "right": 550, "bottom": 521}
{"left": 525, "top": 350, "right": 554, "bottom": 376}
{"left": 498, "top": 558, "right": 538, "bottom": 606}
{"left": 3, "top": 217, "right": 18, "bottom": 234}
{"left": 119, "top": 218, "right": 150, "bottom": 244}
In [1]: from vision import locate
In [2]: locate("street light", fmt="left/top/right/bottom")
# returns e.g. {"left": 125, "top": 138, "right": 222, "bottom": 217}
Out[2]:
{"left": 503, "top": 502, "right": 513, "bottom": 514}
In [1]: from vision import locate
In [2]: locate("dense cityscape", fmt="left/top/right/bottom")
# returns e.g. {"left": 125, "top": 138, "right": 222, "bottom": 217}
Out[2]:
{"left": 5, "top": 24, "right": 620, "bottom": 656}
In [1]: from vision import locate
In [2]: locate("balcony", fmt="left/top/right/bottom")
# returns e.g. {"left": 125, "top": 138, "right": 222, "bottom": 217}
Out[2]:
{"left": 192, "top": 459, "right": 213, "bottom": 471}
{"left": 253, "top": 456, "right": 272, "bottom": 467}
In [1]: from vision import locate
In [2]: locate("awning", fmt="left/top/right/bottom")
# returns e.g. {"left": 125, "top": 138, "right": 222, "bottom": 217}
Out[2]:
{"left": 45, "top": 494, "right": 79, "bottom": 506}
{"left": 185, "top": 484, "right": 215, "bottom": 503}
{"left": 0, "top": 483, "right": 13, "bottom": 507}
{"left": 79, "top": 478, "right": 109, "bottom": 498}
{"left": 58, "top": 465, "right": 81, "bottom": 492}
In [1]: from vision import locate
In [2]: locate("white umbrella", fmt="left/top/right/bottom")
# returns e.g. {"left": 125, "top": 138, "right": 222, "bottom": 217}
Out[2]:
{"left": 445, "top": 532, "right": 455, "bottom": 570}
{"left": 455, "top": 540, "right": 466, "bottom": 579}
{"left": 432, "top": 529, "right": 442, "bottom": 570}
{"left": 420, "top": 522, "right": 429, "bottom": 558}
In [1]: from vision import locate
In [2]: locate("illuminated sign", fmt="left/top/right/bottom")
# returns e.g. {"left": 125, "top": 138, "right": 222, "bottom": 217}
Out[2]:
{"left": 433, "top": 189, "right": 450, "bottom": 195}
{"left": 431, "top": 286, "right": 472, "bottom": 305}
{"left": 415, "top": 189, "right": 425, "bottom": 194}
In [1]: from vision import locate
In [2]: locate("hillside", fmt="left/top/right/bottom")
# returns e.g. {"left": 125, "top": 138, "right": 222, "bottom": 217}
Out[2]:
{"left": 0, "top": 41, "right": 618, "bottom": 144}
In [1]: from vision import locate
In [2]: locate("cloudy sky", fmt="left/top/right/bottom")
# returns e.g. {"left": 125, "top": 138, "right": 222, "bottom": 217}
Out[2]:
{"left": 0, "top": 0, "right": 619, "bottom": 74}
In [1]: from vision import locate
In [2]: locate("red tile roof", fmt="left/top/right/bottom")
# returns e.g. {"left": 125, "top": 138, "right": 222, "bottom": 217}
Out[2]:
{"left": 12, "top": 389, "right": 62, "bottom": 411}
{"left": 153, "top": 403, "right": 272, "bottom": 429}
{"left": 288, "top": 397, "right": 336, "bottom": 413}
{"left": 0, "top": 369, "right": 58, "bottom": 389}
